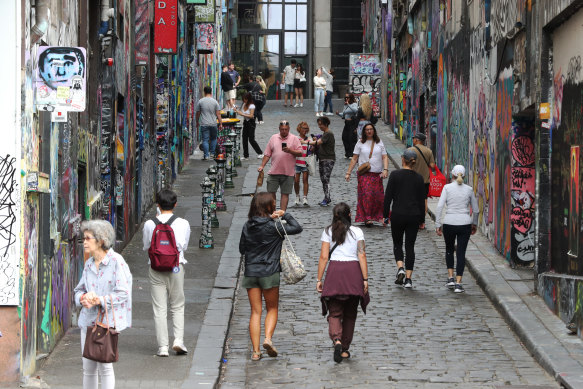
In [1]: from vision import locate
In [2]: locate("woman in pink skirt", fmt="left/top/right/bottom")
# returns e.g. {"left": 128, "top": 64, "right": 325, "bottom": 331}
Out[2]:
{"left": 344, "top": 123, "right": 389, "bottom": 227}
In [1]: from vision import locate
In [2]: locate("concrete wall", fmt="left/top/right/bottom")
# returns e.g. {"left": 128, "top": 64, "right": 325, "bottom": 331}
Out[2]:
{"left": 313, "top": 0, "right": 331, "bottom": 70}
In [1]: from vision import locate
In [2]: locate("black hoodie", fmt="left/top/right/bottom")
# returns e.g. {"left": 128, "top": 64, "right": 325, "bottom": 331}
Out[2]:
{"left": 239, "top": 213, "right": 303, "bottom": 277}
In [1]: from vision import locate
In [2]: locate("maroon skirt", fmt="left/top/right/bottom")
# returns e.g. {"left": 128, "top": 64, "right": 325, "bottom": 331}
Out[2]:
{"left": 355, "top": 172, "right": 384, "bottom": 223}
{"left": 321, "top": 260, "right": 370, "bottom": 316}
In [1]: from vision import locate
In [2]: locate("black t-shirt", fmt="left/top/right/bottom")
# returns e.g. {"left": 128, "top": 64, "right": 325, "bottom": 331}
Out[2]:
{"left": 221, "top": 71, "right": 234, "bottom": 91}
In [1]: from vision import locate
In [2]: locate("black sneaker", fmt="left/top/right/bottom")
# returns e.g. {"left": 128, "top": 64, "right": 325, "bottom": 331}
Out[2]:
{"left": 395, "top": 267, "right": 405, "bottom": 285}
{"left": 403, "top": 278, "right": 413, "bottom": 289}
{"left": 454, "top": 283, "right": 465, "bottom": 293}
{"left": 446, "top": 278, "right": 455, "bottom": 289}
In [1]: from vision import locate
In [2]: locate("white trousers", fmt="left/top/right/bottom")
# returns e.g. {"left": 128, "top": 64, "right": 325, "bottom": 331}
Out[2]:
{"left": 80, "top": 327, "right": 115, "bottom": 389}
{"left": 149, "top": 265, "right": 185, "bottom": 348}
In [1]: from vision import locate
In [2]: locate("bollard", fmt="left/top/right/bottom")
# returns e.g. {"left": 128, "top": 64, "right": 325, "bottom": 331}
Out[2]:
{"left": 199, "top": 177, "right": 214, "bottom": 249}
{"left": 234, "top": 125, "right": 242, "bottom": 167}
{"left": 214, "top": 154, "right": 227, "bottom": 211}
{"left": 224, "top": 141, "right": 235, "bottom": 189}
{"left": 228, "top": 130, "right": 238, "bottom": 177}
{"left": 206, "top": 166, "right": 219, "bottom": 228}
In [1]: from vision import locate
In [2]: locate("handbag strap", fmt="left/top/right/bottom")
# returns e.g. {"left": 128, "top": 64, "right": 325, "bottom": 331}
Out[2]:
{"left": 275, "top": 217, "right": 297, "bottom": 257}
{"left": 99, "top": 295, "right": 117, "bottom": 330}
{"left": 329, "top": 242, "right": 339, "bottom": 257}
{"left": 413, "top": 145, "right": 430, "bottom": 168}
{"left": 368, "top": 142, "right": 374, "bottom": 159}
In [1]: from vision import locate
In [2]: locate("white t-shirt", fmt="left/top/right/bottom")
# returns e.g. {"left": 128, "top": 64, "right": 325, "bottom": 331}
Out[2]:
{"left": 283, "top": 65, "right": 296, "bottom": 85}
{"left": 353, "top": 140, "right": 387, "bottom": 173}
{"left": 321, "top": 226, "right": 364, "bottom": 262}
{"left": 143, "top": 214, "right": 191, "bottom": 264}
{"left": 242, "top": 104, "right": 255, "bottom": 121}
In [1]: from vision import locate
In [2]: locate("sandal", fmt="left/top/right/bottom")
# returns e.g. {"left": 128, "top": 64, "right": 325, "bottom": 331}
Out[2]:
{"left": 333, "top": 340, "right": 343, "bottom": 363}
{"left": 251, "top": 351, "right": 262, "bottom": 361}
{"left": 262, "top": 338, "right": 278, "bottom": 357}
{"left": 365, "top": 221, "right": 374, "bottom": 228}
{"left": 341, "top": 350, "right": 351, "bottom": 359}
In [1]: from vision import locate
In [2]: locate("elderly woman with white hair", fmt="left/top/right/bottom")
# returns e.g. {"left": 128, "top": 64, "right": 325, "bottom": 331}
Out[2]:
{"left": 74, "top": 220, "right": 132, "bottom": 389}
{"left": 434, "top": 165, "right": 479, "bottom": 294}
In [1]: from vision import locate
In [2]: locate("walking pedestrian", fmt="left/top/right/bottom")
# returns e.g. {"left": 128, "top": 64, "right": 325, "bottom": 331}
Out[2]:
{"left": 239, "top": 192, "right": 303, "bottom": 361}
{"left": 355, "top": 94, "right": 377, "bottom": 140}
{"left": 255, "top": 75, "right": 267, "bottom": 124}
{"left": 313, "top": 68, "right": 326, "bottom": 117}
{"left": 434, "top": 165, "right": 479, "bottom": 293}
{"left": 321, "top": 67, "right": 335, "bottom": 115}
{"left": 302, "top": 116, "right": 335, "bottom": 206}
{"left": 74, "top": 220, "right": 133, "bottom": 389}
{"left": 195, "top": 86, "right": 223, "bottom": 160}
{"left": 345, "top": 123, "right": 389, "bottom": 227}
{"left": 316, "top": 203, "right": 369, "bottom": 363}
{"left": 294, "top": 121, "right": 312, "bottom": 206}
{"left": 337, "top": 93, "right": 359, "bottom": 158}
{"left": 227, "top": 63, "right": 241, "bottom": 108}
{"left": 220, "top": 64, "right": 235, "bottom": 110}
{"left": 410, "top": 132, "right": 436, "bottom": 229}
{"left": 236, "top": 93, "right": 263, "bottom": 160}
{"left": 281, "top": 59, "right": 296, "bottom": 107}
{"left": 293, "top": 64, "right": 306, "bottom": 107}
{"left": 142, "top": 189, "right": 191, "bottom": 357}
{"left": 383, "top": 148, "right": 425, "bottom": 289}
{"left": 258, "top": 120, "right": 303, "bottom": 211}
{"left": 240, "top": 75, "right": 266, "bottom": 125}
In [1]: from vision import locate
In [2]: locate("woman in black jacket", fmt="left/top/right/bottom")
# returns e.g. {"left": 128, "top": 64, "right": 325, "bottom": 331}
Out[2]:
{"left": 239, "top": 192, "right": 303, "bottom": 361}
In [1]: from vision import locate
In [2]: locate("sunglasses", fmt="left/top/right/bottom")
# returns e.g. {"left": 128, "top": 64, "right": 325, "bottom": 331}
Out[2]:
{"left": 280, "top": 121, "right": 289, "bottom": 126}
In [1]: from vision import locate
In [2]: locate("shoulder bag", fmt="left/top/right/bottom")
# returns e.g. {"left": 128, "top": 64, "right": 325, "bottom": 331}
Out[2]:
{"left": 83, "top": 295, "right": 119, "bottom": 363}
{"left": 357, "top": 142, "right": 375, "bottom": 176}
{"left": 275, "top": 218, "right": 307, "bottom": 284}
{"left": 305, "top": 144, "right": 316, "bottom": 177}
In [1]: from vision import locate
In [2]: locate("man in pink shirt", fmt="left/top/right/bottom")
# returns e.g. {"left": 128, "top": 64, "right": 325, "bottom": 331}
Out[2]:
{"left": 258, "top": 120, "right": 303, "bottom": 210}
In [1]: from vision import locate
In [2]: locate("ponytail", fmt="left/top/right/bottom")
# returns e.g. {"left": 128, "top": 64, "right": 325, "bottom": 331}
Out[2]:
{"left": 456, "top": 174, "right": 463, "bottom": 185}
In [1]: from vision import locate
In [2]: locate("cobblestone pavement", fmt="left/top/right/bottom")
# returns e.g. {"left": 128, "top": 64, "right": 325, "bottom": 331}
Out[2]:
{"left": 217, "top": 101, "right": 558, "bottom": 388}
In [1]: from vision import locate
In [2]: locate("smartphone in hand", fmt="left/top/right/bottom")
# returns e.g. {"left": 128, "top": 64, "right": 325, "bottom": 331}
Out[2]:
{"left": 282, "top": 142, "right": 287, "bottom": 150}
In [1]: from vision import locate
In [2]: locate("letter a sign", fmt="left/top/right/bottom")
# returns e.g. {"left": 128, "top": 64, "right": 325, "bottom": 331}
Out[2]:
{"left": 154, "top": 0, "right": 178, "bottom": 54}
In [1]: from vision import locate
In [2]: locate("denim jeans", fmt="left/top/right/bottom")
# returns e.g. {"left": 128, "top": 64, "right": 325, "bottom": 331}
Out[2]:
{"left": 200, "top": 125, "right": 218, "bottom": 158}
{"left": 323, "top": 90, "right": 333, "bottom": 112}
{"left": 314, "top": 89, "right": 325, "bottom": 112}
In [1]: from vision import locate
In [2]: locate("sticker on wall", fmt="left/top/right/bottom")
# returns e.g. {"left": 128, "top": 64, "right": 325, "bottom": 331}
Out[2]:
{"left": 35, "top": 46, "right": 86, "bottom": 112}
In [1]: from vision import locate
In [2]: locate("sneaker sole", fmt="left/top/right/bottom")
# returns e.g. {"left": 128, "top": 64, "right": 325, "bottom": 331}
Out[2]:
{"left": 404, "top": 284, "right": 413, "bottom": 289}
{"left": 395, "top": 273, "right": 405, "bottom": 285}
{"left": 172, "top": 345, "right": 188, "bottom": 355}
{"left": 454, "top": 289, "right": 465, "bottom": 293}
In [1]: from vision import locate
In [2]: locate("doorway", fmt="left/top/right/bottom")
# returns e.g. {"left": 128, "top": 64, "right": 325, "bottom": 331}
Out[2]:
{"left": 232, "top": 33, "right": 281, "bottom": 99}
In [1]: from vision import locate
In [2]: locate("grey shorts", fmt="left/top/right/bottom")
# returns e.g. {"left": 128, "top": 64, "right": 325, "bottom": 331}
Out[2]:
{"left": 266, "top": 174, "right": 295, "bottom": 194}
{"left": 242, "top": 272, "right": 280, "bottom": 289}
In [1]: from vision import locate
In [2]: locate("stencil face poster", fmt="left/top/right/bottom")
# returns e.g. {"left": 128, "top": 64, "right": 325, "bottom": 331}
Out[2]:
{"left": 569, "top": 146, "right": 580, "bottom": 257}
{"left": 36, "top": 46, "right": 87, "bottom": 111}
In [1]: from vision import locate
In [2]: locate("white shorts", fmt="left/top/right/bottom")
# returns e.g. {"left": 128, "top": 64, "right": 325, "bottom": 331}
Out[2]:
{"left": 224, "top": 90, "right": 236, "bottom": 100}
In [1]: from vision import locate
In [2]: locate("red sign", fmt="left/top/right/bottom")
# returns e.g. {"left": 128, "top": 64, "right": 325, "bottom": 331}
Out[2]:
{"left": 154, "top": 0, "right": 178, "bottom": 54}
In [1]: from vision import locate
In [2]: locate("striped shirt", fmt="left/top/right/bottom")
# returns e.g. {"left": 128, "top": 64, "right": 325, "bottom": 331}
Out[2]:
{"left": 296, "top": 136, "right": 309, "bottom": 167}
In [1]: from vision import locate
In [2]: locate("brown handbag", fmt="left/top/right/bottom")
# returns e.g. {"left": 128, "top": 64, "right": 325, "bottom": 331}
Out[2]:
{"left": 357, "top": 142, "right": 375, "bottom": 176}
{"left": 83, "top": 295, "right": 119, "bottom": 363}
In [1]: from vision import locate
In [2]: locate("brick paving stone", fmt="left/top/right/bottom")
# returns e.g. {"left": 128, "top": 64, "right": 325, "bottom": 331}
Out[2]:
{"left": 218, "top": 100, "right": 559, "bottom": 388}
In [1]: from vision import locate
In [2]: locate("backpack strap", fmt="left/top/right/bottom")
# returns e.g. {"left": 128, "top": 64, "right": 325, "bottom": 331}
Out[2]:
{"left": 164, "top": 215, "right": 178, "bottom": 226}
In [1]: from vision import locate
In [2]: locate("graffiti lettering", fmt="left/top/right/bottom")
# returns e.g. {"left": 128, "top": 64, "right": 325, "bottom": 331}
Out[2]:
{"left": 567, "top": 56, "right": 581, "bottom": 83}
{"left": 350, "top": 75, "right": 381, "bottom": 94}
{"left": 511, "top": 136, "right": 535, "bottom": 166}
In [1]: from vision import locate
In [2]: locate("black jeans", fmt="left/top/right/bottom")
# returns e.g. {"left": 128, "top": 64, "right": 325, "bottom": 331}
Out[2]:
{"left": 341, "top": 120, "right": 357, "bottom": 158}
{"left": 323, "top": 90, "right": 333, "bottom": 112}
{"left": 242, "top": 120, "right": 263, "bottom": 158}
{"left": 442, "top": 224, "right": 472, "bottom": 276}
{"left": 390, "top": 213, "right": 420, "bottom": 271}
{"left": 254, "top": 99, "right": 265, "bottom": 122}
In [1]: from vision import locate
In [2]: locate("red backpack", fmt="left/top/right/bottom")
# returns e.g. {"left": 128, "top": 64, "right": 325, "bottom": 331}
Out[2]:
{"left": 148, "top": 215, "right": 180, "bottom": 272}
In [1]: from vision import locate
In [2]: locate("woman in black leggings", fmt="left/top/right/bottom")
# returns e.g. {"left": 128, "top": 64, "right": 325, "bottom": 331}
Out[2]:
{"left": 383, "top": 148, "right": 425, "bottom": 288}
{"left": 434, "top": 165, "right": 479, "bottom": 293}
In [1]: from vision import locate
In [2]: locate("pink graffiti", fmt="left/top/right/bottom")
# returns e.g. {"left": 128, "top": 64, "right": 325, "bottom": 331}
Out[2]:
{"left": 511, "top": 136, "right": 535, "bottom": 167}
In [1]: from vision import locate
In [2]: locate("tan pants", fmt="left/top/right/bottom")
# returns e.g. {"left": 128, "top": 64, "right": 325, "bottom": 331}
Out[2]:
{"left": 149, "top": 265, "right": 185, "bottom": 348}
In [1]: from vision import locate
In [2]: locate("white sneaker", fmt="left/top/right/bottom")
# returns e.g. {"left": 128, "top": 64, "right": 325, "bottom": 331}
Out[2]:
{"left": 302, "top": 197, "right": 309, "bottom": 206}
{"left": 300, "top": 103, "right": 303, "bottom": 107}
{"left": 325, "top": 112, "right": 334, "bottom": 116}
{"left": 240, "top": 156, "right": 248, "bottom": 160}
{"left": 316, "top": 113, "right": 321, "bottom": 117}
{"left": 257, "top": 154, "right": 264, "bottom": 159}
{"left": 259, "top": 121, "right": 264, "bottom": 124}
{"left": 172, "top": 341, "right": 188, "bottom": 355}
{"left": 294, "top": 104, "right": 299, "bottom": 108}
{"left": 157, "top": 346, "right": 169, "bottom": 357}
{"left": 294, "top": 198, "right": 301, "bottom": 206}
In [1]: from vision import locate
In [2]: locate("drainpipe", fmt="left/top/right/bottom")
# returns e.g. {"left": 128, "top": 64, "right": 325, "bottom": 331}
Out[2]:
{"left": 31, "top": 0, "right": 50, "bottom": 44}
{"left": 98, "top": 0, "right": 115, "bottom": 37}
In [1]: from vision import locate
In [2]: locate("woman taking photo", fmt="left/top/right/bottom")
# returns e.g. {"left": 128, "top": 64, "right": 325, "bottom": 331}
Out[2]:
{"left": 294, "top": 121, "right": 312, "bottom": 206}
{"left": 316, "top": 203, "right": 369, "bottom": 363}
{"left": 383, "top": 148, "right": 425, "bottom": 289}
{"left": 435, "top": 165, "right": 479, "bottom": 293}
{"left": 345, "top": 123, "right": 389, "bottom": 227}
{"left": 313, "top": 68, "right": 326, "bottom": 117}
{"left": 302, "top": 116, "right": 335, "bottom": 206}
{"left": 239, "top": 192, "right": 303, "bottom": 361}
{"left": 336, "top": 93, "right": 358, "bottom": 158}
{"left": 236, "top": 92, "right": 264, "bottom": 160}
{"left": 294, "top": 64, "right": 306, "bottom": 107}
{"left": 74, "top": 220, "right": 133, "bottom": 389}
